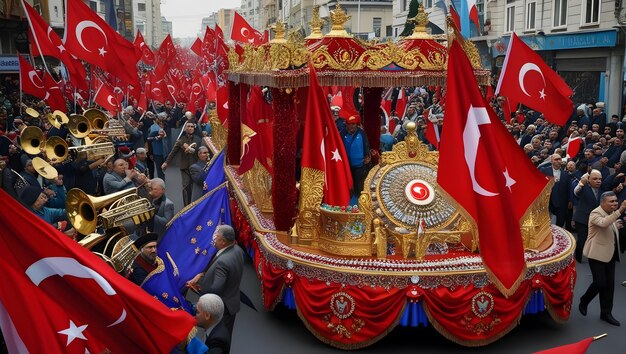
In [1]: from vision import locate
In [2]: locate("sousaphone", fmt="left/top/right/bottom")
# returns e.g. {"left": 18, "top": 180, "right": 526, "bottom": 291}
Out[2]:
{"left": 47, "top": 110, "right": 69, "bottom": 129}
{"left": 84, "top": 108, "right": 108, "bottom": 130}
{"left": 67, "top": 114, "right": 92, "bottom": 138}
{"left": 20, "top": 126, "right": 46, "bottom": 155}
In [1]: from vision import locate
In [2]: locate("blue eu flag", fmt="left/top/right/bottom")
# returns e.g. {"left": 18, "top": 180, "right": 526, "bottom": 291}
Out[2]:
{"left": 142, "top": 182, "right": 231, "bottom": 312}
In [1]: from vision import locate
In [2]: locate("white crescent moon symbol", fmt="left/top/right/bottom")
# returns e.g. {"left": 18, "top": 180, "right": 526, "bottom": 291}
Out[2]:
{"left": 107, "top": 95, "right": 117, "bottom": 106}
{"left": 152, "top": 88, "right": 161, "bottom": 96}
{"left": 518, "top": 63, "right": 545, "bottom": 97}
{"left": 29, "top": 71, "right": 44, "bottom": 88}
{"left": 167, "top": 85, "right": 175, "bottom": 94}
{"left": 223, "top": 102, "right": 229, "bottom": 109}
{"left": 462, "top": 106, "right": 499, "bottom": 197}
{"left": 192, "top": 84, "right": 201, "bottom": 95}
{"left": 76, "top": 20, "right": 108, "bottom": 53}
{"left": 46, "top": 26, "right": 55, "bottom": 43}
{"left": 241, "top": 28, "right": 250, "bottom": 38}
{"left": 113, "top": 87, "right": 123, "bottom": 93}
{"left": 26, "top": 257, "right": 126, "bottom": 327}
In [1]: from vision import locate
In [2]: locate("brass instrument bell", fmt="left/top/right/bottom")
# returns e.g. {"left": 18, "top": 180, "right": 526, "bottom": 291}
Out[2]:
{"left": 20, "top": 126, "right": 46, "bottom": 155}
{"left": 25, "top": 107, "right": 40, "bottom": 118}
{"left": 66, "top": 187, "right": 138, "bottom": 235}
{"left": 67, "top": 114, "right": 92, "bottom": 139}
{"left": 47, "top": 110, "right": 69, "bottom": 129}
{"left": 31, "top": 157, "right": 58, "bottom": 180}
{"left": 44, "top": 136, "right": 69, "bottom": 162}
{"left": 84, "top": 108, "right": 108, "bottom": 130}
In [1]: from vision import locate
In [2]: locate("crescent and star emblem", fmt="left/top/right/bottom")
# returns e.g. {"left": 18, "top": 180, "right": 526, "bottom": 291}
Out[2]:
{"left": 28, "top": 71, "right": 44, "bottom": 89}
{"left": 75, "top": 20, "right": 108, "bottom": 56}
{"left": 518, "top": 63, "right": 546, "bottom": 99}
{"left": 107, "top": 95, "right": 117, "bottom": 107}
{"left": 26, "top": 257, "right": 127, "bottom": 329}
{"left": 463, "top": 106, "right": 516, "bottom": 196}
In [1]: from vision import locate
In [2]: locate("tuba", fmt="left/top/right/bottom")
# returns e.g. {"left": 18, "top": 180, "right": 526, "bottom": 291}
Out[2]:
{"left": 44, "top": 136, "right": 70, "bottom": 162}
{"left": 20, "top": 126, "right": 46, "bottom": 155}
{"left": 79, "top": 228, "right": 139, "bottom": 273}
{"left": 99, "top": 194, "right": 155, "bottom": 230}
{"left": 47, "top": 110, "right": 69, "bottom": 129}
{"left": 66, "top": 187, "right": 139, "bottom": 235}
{"left": 83, "top": 108, "right": 108, "bottom": 131}
{"left": 67, "top": 114, "right": 92, "bottom": 139}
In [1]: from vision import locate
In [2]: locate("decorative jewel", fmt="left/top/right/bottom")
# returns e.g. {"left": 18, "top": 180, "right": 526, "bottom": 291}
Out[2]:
{"left": 287, "top": 259, "right": 294, "bottom": 269}
{"left": 411, "top": 275, "right": 420, "bottom": 284}
{"left": 330, "top": 291, "right": 356, "bottom": 319}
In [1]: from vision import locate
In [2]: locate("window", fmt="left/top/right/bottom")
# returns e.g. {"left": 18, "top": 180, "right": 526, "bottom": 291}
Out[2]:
{"left": 89, "top": 1, "right": 97, "bottom": 11}
{"left": 525, "top": 0, "right": 536, "bottom": 30}
{"left": 423, "top": 0, "right": 433, "bottom": 9}
{"left": 138, "top": 3, "right": 146, "bottom": 11}
{"left": 552, "top": 0, "right": 567, "bottom": 27}
{"left": 581, "top": 0, "right": 600, "bottom": 25}
{"left": 505, "top": 0, "right": 515, "bottom": 33}
{"left": 401, "top": 0, "right": 409, "bottom": 12}
{"left": 373, "top": 17, "right": 382, "bottom": 37}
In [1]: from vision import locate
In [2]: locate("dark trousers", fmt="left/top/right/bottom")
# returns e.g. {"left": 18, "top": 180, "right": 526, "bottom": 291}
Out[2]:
{"left": 181, "top": 168, "right": 192, "bottom": 206}
{"left": 223, "top": 308, "right": 237, "bottom": 344}
{"left": 350, "top": 165, "right": 367, "bottom": 199}
{"left": 551, "top": 204, "right": 566, "bottom": 228}
{"left": 575, "top": 222, "right": 588, "bottom": 262}
{"left": 581, "top": 257, "right": 616, "bottom": 315}
{"left": 153, "top": 155, "right": 165, "bottom": 180}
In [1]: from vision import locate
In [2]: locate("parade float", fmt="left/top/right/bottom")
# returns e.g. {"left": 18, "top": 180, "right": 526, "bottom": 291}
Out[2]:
{"left": 205, "top": 4, "right": 575, "bottom": 349}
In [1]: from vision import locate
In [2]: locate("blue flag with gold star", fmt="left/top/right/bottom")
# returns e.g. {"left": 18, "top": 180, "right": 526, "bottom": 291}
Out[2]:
{"left": 203, "top": 150, "right": 226, "bottom": 194}
{"left": 142, "top": 182, "right": 231, "bottom": 312}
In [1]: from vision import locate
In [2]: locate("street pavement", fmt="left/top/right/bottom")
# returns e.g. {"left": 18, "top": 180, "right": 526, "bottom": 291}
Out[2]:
{"left": 163, "top": 155, "right": 625, "bottom": 354}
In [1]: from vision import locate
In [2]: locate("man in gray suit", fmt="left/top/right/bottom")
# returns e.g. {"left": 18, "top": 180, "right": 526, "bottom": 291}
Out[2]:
{"left": 187, "top": 225, "right": 245, "bottom": 342}
{"left": 189, "top": 146, "right": 210, "bottom": 202}
{"left": 148, "top": 178, "right": 174, "bottom": 240}
{"left": 103, "top": 159, "right": 137, "bottom": 195}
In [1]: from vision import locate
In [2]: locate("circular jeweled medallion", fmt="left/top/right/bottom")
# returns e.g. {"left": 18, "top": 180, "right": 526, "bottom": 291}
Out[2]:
{"left": 405, "top": 179, "right": 435, "bottom": 205}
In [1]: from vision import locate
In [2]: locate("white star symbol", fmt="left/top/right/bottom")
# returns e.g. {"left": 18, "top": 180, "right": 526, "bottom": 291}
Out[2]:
{"left": 58, "top": 320, "right": 88, "bottom": 346}
{"left": 57, "top": 44, "right": 65, "bottom": 53}
{"left": 539, "top": 89, "right": 546, "bottom": 99}
{"left": 98, "top": 47, "right": 107, "bottom": 56}
{"left": 330, "top": 149, "right": 342, "bottom": 162}
{"left": 503, "top": 168, "right": 516, "bottom": 192}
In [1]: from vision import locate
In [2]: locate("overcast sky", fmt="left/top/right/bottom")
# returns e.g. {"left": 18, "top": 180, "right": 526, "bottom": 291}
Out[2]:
{"left": 161, "top": 0, "right": 242, "bottom": 38}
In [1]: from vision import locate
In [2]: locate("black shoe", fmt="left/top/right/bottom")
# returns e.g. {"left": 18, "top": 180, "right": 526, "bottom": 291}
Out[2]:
{"left": 579, "top": 301, "right": 588, "bottom": 316}
{"left": 600, "top": 314, "right": 621, "bottom": 326}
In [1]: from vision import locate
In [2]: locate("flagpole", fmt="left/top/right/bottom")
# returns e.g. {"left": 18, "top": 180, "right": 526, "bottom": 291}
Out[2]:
{"left": 593, "top": 333, "right": 608, "bottom": 341}
{"left": 21, "top": 0, "right": 52, "bottom": 75}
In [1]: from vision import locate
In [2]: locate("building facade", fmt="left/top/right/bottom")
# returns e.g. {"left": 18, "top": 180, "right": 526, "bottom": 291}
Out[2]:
{"left": 134, "top": 0, "right": 163, "bottom": 46}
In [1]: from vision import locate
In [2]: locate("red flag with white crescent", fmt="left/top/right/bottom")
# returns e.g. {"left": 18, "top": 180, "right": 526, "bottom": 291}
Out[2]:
{"left": 438, "top": 41, "right": 548, "bottom": 296}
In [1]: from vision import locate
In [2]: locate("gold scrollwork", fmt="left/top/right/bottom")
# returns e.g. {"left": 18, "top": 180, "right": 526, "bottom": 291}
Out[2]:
{"left": 295, "top": 167, "right": 325, "bottom": 246}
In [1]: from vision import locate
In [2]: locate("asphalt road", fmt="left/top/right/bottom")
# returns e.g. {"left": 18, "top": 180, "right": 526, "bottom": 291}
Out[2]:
{"left": 163, "top": 150, "right": 626, "bottom": 354}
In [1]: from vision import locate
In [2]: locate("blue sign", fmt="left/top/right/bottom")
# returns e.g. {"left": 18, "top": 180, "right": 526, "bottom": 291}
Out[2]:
{"left": 0, "top": 56, "right": 20, "bottom": 72}
{"left": 492, "top": 29, "right": 618, "bottom": 57}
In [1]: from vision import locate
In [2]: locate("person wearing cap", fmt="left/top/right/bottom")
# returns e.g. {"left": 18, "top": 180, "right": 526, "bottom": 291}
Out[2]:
{"left": 20, "top": 185, "right": 72, "bottom": 234}
{"left": 187, "top": 225, "right": 245, "bottom": 342}
{"left": 343, "top": 115, "right": 370, "bottom": 201}
{"left": 189, "top": 146, "right": 211, "bottom": 202}
{"left": 134, "top": 147, "right": 149, "bottom": 177}
{"left": 20, "top": 159, "right": 42, "bottom": 188}
{"left": 162, "top": 121, "right": 202, "bottom": 206}
{"left": 129, "top": 232, "right": 159, "bottom": 286}
{"left": 195, "top": 293, "right": 230, "bottom": 353}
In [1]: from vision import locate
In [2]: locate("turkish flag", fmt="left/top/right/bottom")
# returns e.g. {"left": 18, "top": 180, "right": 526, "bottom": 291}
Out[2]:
{"left": 64, "top": 0, "right": 139, "bottom": 86}
{"left": 238, "top": 86, "right": 274, "bottom": 175}
{"left": 438, "top": 41, "right": 548, "bottom": 296}
{"left": 18, "top": 53, "right": 47, "bottom": 98}
{"left": 423, "top": 110, "right": 440, "bottom": 149}
{"left": 201, "top": 26, "right": 216, "bottom": 62}
{"left": 563, "top": 135, "right": 583, "bottom": 159}
{"left": 302, "top": 64, "right": 353, "bottom": 206}
{"left": 467, "top": 0, "right": 480, "bottom": 32}
{"left": 133, "top": 30, "right": 155, "bottom": 65}
{"left": 202, "top": 71, "right": 217, "bottom": 102}
{"left": 496, "top": 33, "right": 573, "bottom": 125}
{"left": 395, "top": 88, "right": 408, "bottom": 118}
{"left": 190, "top": 37, "right": 203, "bottom": 57}
{"left": 216, "top": 84, "right": 229, "bottom": 125}
{"left": 0, "top": 188, "right": 195, "bottom": 353}
{"left": 42, "top": 72, "right": 67, "bottom": 112}
{"left": 231, "top": 11, "right": 263, "bottom": 45}
{"left": 94, "top": 78, "right": 121, "bottom": 114}
{"left": 23, "top": 0, "right": 87, "bottom": 91}
{"left": 533, "top": 337, "right": 593, "bottom": 354}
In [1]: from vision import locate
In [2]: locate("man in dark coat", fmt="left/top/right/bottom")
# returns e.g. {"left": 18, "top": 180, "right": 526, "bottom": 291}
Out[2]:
{"left": 540, "top": 154, "right": 571, "bottom": 227}
{"left": 187, "top": 225, "right": 245, "bottom": 343}
{"left": 195, "top": 293, "right": 231, "bottom": 354}
{"left": 573, "top": 170, "right": 604, "bottom": 262}
{"left": 129, "top": 233, "right": 158, "bottom": 286}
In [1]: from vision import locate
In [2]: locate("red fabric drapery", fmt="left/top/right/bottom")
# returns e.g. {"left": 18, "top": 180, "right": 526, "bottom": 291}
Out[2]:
{"left": 227, "top": 81, "right": 241, "bottom": 165}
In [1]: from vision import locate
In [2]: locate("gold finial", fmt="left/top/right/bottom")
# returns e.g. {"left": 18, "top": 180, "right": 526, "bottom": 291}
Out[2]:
{"left": 406, "top": 3, "right": 432, "bottom": 39}
{"left": 270, "top": 20, "right": 287, "bottom": 43}
{"left": 306, "top": 5, "right": 326, "bottom": 39}
{"left": 326, "top": 2, "right": 352, "bottom": 38}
